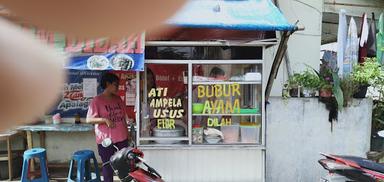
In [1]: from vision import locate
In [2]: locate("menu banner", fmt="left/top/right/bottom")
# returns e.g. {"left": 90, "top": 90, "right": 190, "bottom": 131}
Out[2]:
{"left": 67, "top": 53, "right": 144, "bottom": 71}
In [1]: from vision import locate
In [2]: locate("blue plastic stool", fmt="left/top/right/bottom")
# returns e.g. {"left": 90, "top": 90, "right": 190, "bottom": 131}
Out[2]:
{"left": 21, "top": 148, "right": 49, "bottom": 182}
{"left": 67, "top": 150, "right": 101, "bottom": 182}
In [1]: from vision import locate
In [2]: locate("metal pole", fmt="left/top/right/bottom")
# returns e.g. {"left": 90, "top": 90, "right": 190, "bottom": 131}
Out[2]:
{"left": 265, "top": 31, "right": 292, "bottom": 101}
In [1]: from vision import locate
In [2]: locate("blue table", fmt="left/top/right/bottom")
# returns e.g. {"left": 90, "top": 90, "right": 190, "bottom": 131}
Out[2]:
{"left": 16, "top": 123, "right": 94, "bottom": 171}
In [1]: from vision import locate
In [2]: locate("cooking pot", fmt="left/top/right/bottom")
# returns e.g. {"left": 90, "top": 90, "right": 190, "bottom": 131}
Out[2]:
{"left": 153, "top": 125, "right": 185, "bottom": 144}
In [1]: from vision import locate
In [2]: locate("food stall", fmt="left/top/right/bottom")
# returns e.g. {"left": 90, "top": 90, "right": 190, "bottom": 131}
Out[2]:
{"left": 131, "top": 1, "right": 296, "bottom": 181}
{"left": 17, "top": 0, "right": 296, "bottom": 181}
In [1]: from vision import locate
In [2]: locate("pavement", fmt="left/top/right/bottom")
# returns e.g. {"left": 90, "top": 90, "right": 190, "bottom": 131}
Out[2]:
{"left": 0, "top": 167, "right": 121, "bottom": 182}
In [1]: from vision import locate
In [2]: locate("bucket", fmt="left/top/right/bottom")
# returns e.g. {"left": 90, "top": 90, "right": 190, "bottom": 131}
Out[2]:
{"left": 221, "top": 125, "right": 239, "bottom": 143}
{"left": 240, "top": 125, "right": 260, "bottom": 143}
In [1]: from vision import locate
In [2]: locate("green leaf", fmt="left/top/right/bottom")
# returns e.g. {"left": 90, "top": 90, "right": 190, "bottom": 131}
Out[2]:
{"left": 332, "top": 72, "right": 344, "bottom": 109}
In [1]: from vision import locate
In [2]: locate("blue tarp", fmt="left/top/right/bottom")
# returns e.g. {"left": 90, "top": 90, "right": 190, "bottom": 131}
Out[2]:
{"left": 167, "top": 0, "right": 295, "bottom": 31}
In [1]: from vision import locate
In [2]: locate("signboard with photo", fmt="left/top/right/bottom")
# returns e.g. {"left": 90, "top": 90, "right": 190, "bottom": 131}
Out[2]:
{"left": 49, "top": 70, "right": 136, "bottom": 118}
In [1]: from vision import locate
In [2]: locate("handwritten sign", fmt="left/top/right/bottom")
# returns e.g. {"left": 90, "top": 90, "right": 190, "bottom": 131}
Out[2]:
{"left": 83, "top": 78, "right": 98, "bottom": 97}
{"left": 148, "top": 87, "right": 185, "bottom": 129}
{"left": 197, "top": 83, "right": 242, "bottom": 127}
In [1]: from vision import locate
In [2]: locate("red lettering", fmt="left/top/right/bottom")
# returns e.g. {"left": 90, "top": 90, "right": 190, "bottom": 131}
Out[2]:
{"left": 116, "top": 35, "right": 134, "bottom": 54}
{"left": 65, "top": 38, "right": 84, "bottom": 53}
{"left": 63, "top": 91, "right": 83, "bottom": 100}
{"left": 93, "top": 39, "right": 109, "bottom": 53}
{"left": 82, "top": 40, "right": 94, "bottom": 53}
{"left": 135, "top": 33, "right": 144, "bottom": 54}
{"left": 37, "top": 30, "right": 55, "bottom": 45}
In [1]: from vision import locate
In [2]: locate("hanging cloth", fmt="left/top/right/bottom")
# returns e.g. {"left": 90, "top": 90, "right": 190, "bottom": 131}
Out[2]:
{"left": 344, "top": 17, "right": 358, "bottom": 76}
{"left": 377, "top": 13, "right": 384, "bottom": 64}
{"left": 359, "top": 13, "right": 369, "bottom": 63}
{"left": 367, "top": 12, "right": 377, "bottom": 58}
{"left": 337, "top": 9, "right": 348, "bottom": 76}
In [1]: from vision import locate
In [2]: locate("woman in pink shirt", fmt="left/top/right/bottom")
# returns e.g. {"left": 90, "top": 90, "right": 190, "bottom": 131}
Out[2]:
{"left": 86, "top": 72, "right": 129, "bottom": 182}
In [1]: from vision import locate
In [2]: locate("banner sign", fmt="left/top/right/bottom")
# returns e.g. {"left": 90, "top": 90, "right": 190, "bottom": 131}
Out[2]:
{"left": 49, "top": 70, "right": 104, "bottom": 117}
{"left": 23, "top": 26, "right": 145, "bottom": 71}
{"left": 49, "top": 70, "right": 136, "bottom": 118}
{"left": 67, "top": 52, "right": 144, "bottom": 71}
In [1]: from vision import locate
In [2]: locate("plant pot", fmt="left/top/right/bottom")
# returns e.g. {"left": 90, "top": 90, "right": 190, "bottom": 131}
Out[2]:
{"left": 319, "top": 89, "right": 332, "bottom": 98}
{"left": 371, "top": 134, "right": 384, "bottom": 151}
{"left": 353, "top": 84, "right": 369, "bottom": 98}
{"left": 302, "top": 88, "right": 316, "bottom": 97}
{"left": 289, "top": 88, "right": 303, "bottom": 97}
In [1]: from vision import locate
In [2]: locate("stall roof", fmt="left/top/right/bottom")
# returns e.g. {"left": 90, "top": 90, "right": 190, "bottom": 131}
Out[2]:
{"left": 166, "top": 0, "right": 295, "bottom": 31}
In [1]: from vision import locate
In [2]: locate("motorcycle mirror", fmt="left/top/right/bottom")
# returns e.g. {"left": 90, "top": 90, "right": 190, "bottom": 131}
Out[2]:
{"left": 377, "top": 130, "right": 384, "bottom": 138}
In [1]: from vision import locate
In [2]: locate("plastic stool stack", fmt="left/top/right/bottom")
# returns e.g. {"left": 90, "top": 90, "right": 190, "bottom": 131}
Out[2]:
{"left": 67, "top": 150, "right": 101, "bottom": 182}
{"left": 21, "top": 148, "right": 49, "bottom": 182}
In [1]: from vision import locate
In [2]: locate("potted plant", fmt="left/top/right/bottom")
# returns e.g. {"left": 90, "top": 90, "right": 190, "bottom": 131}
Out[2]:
{"left": 340, "top": 75, "right": 357, "bottom": 107}
{"left": 319, "top": 81, "right": 332, "bottom": 98}
{"left": 300, "top": 70, "right": 320, "bottom": 97}
{"left": 287, "top": 73, "right": 303, "bottom": 97}
{"left": 318, "top": 63, "right": 334, "bottom": 98}
{"left": 351, "top": 58, "right": 381, "bottom": 98}
{"left": 372, "top": 100, "right": 384, "bottom": 151}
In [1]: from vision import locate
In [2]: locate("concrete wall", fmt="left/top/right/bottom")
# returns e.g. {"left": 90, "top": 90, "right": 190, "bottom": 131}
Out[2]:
{"left": 265, "top": 0, "right": 323, "bottom": 97}
{"left": 266, "top": 97, "right": 372, "bottom": 182}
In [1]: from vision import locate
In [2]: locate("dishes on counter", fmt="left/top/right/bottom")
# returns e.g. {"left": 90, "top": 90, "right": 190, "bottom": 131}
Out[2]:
{"left": 153, "top": 125, "right": 185, "bottom": 144}
{"left": 203, "top": 128, "right": 223, "bottom": 144}
{"left": 205, "top": 135, "right": 221, "bottom": 144}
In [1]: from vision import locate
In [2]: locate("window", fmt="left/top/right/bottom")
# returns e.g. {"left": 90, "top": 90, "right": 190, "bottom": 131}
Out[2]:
{"left": 192, "top": 64, "right": 262, "bottom": 145}
{"left": 140, "top": 46, "right": 264, "bottom": 146}
{"left": 139, "top": 64, "right": 189, "bottom": 145}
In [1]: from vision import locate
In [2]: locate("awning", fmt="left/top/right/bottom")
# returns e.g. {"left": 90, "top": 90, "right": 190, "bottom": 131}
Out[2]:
{"left": 167, "top": 0, "right": 295, "bottom": 31}
{"left": 66, "top": 0, "right": 296, "bottom": 73}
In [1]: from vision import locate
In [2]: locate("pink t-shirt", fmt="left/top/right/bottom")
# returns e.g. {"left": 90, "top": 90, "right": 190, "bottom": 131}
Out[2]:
{"left": 87, "top": 95, "right": 128, "bottom": 144}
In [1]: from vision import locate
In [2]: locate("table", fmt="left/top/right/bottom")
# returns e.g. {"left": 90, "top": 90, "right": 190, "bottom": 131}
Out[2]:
{"left": 0, "top": 130, "right": 24, "bottom": 181}
{"left": 16, "top": 123, "right": 94, "bottom": 171}
{"left": 17, "top": 123, "right": 94, "bottom": 148}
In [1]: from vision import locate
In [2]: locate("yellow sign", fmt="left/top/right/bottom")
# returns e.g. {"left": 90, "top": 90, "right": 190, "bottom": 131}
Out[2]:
{"left": 148, "top": 87, "right": 185, "bottom": 129}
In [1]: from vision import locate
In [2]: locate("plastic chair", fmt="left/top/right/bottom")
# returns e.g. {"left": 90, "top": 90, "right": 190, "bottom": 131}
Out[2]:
{"left": 21, "top": 148, "right": 49, "bottom": 182}
{"left": 67, "top": 150, "right": 101, "bottom": 182}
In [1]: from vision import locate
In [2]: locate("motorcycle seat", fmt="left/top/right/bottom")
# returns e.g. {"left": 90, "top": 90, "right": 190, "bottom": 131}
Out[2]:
{"left": 340, "top": 156, "right": 384, "bottom": 174}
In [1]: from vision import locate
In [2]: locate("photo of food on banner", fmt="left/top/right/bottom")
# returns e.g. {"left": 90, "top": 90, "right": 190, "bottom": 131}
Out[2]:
{"left": 140, "top": 64, "right": 188, "bottom": 138}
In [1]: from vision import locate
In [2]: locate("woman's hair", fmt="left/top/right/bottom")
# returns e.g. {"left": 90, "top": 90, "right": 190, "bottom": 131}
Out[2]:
{"left": 146, "top": 68, "right": 156, "bottom": 89}
{"left": 100, "top": 72, "right": 119, "bottom": 89}
{"left": 209, "top": 67, "right": 225, "bottom": 77}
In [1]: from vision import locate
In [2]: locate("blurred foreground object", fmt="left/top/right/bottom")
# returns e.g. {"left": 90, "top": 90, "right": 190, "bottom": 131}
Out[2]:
{"left": 0, "top": 17, "right": 66, "bottom": 131}
{"left": 1, "top": 0, "right": 186, "bottom": 39}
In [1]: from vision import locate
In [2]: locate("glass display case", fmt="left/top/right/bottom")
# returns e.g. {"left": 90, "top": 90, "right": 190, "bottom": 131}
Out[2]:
{"left": 191, "top": 64, "right": 262, "bottom": 145}
{"left": 138, "top": 46, "right": 264, "bottom": 147}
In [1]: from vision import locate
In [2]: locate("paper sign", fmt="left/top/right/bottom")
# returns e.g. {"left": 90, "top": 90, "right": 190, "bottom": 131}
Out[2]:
{"left": 126, "top": 78, "right": 136, "bottom": 106}
{"left": 83, "top": 78, "right": 98, "bottom": 97}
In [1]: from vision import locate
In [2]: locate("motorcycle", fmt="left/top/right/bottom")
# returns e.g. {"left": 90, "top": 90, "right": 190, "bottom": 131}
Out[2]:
{"left": 105, "top": 123, "right": 165, "bottom": 182}
{"left": 319, "top": 152, "right": 384, "bottom": 182}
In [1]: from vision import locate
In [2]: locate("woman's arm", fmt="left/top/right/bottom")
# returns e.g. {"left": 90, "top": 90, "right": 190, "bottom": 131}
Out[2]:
{"left": 86, "top": 117, "right": 115, "bottom": 128}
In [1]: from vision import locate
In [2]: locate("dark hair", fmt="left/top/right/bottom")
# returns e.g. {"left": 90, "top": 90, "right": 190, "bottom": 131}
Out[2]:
{"left": 100, "top": 72, "right": 119, "bottom": 89}
{"left": 146, "top": 68, "right": 156, "bottom": 89}
{"left": 209, "top": 67, "right": 225, "bottom": 77}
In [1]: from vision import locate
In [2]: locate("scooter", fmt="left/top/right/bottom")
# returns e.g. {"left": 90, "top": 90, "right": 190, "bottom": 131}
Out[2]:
{"left": 319, "top": 130, "right": 384, "bottom": 182}
{"left": 318, "top": 152, "right": 384, "bottom": 182}
{"left": 106, "top": 123, "right": 165, "bottom": 182}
